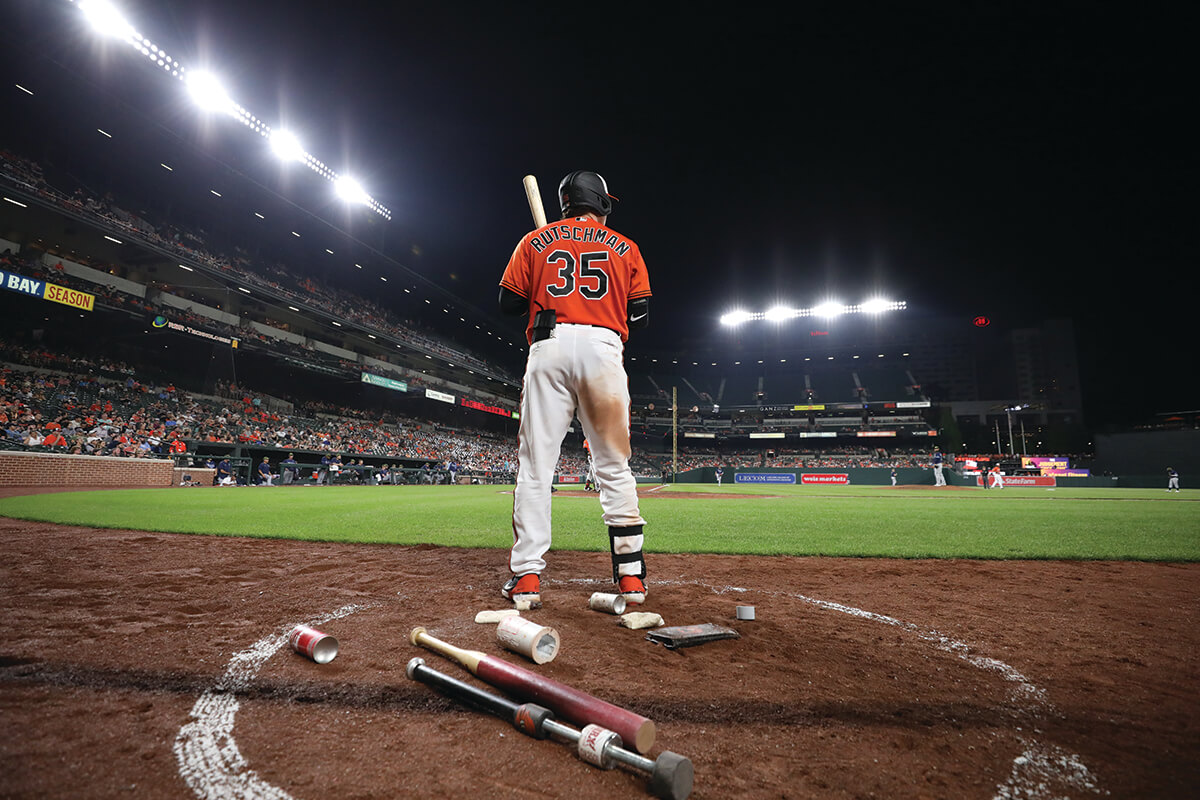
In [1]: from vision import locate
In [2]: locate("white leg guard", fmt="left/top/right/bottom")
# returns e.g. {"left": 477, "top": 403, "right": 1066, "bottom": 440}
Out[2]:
{"left": 609, "top": 525, "right": 645, "bottom": 582}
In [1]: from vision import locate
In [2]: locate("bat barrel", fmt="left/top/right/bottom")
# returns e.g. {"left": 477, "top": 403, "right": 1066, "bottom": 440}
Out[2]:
{"left": 406, "top": 657, "right": 518, "bottom": 720}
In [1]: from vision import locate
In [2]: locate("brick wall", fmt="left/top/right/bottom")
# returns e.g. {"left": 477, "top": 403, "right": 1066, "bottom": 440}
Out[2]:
{"left": 174, "top": 467, "right": 217, "bottom": 487}
{"left": 0, "top": 452, "right": 176, "bottom": 487}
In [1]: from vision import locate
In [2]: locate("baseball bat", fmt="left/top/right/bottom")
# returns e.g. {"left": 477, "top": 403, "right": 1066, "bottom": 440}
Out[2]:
{"left": 407, "top": 658, "right": 692, "bottom": 800}
{"left": 523, "top": 174, "right": 548, "bottom": 229}
{"left": 410, "top": 626, "right": 656, "bottom": 753}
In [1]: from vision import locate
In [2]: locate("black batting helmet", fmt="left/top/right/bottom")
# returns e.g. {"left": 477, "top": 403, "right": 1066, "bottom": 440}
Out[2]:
{"left": 558, "top": 170, "right": 618, "bottom": 217}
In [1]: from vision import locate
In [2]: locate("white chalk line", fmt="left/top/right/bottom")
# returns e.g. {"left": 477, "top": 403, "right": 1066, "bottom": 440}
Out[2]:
{"left": 173, "top": 603, "right": 368, "bottom": 800}
{"left": 556, "top": 576, "right": 1106, "bottom": 799}
{"left": 176, "top": 582, "right": 1105, "bottom": 800}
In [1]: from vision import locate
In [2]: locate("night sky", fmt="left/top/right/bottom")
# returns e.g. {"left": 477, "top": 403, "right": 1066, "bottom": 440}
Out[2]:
{"left": 1, "top": 1, "right": 1192, "bottom": 427}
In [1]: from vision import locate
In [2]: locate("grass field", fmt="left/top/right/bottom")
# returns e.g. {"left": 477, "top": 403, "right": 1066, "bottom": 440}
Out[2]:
{"left": 1, "top": 484, "right": 1197, "bottom": 561}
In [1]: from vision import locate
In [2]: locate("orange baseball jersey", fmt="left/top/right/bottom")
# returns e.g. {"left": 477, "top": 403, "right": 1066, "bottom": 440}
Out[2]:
{"left": 500, "top": 216, "right": 651, "bottom": 344}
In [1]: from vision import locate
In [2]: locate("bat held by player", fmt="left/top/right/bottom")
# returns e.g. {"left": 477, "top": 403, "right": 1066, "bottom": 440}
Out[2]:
{"left": 523, "top": 174, "right": 548, "bottom": 229}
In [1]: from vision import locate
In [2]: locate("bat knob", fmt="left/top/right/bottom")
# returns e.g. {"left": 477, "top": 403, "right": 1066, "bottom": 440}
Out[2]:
{"left": 405, "top": 657, "right": 425, "bottom": 679}
{"left": 409, "top": 626, "right": 427, "bottom": 645}
{"left": 650, "top": 751, "right": 694, "bottom": 800}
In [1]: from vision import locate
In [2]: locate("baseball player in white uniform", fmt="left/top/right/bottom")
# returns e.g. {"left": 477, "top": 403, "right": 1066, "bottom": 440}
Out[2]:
{"left": 498, "top": 170, "right": 652, "bottom": 609}
{"left": 932, "top": 447, "right": 947, "bottom": 487}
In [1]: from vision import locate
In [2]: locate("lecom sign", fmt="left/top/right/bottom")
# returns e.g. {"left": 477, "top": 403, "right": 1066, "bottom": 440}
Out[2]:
{"left": 801, "top": 473, "right": 850, "bottom": 485}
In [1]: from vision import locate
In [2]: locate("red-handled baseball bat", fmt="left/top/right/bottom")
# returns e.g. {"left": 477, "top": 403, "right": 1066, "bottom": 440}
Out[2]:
{"left": 410, "top": 626, "right": 656, "bottom": 753}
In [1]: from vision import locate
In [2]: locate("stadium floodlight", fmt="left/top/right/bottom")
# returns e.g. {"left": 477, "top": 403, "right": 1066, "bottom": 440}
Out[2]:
{"left": 719, "top": 296, "right": 907, "bottom": 329}
{"left": 765, "top": 305, "right": 794, "bottom": 323}
{"left": 80, "top": 0, "right": 135, "bottom": 40}
{"left": 812, "top": 300, "right": 846, "bottom": 318}
{"left": 859, "top": 298, "right": 906, "bottom": 314}
{"left": 334, "top": 175, "right": 371, "bottom": 205}
{"left": 269, "top": 129, "right": 305, "bottom": 162}
{"left": 68, "top": 0, "right": 394, "bottom": 220}
{"left": 186, "top": 70, "right": 236, "bottom": 115}
{"left": 719, "top": 310, "right": 754, "bottom": 327}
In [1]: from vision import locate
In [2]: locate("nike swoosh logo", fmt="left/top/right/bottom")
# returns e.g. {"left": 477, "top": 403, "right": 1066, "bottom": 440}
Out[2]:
{"left": 630, "top": 313, "right": 647, "bottom": 322}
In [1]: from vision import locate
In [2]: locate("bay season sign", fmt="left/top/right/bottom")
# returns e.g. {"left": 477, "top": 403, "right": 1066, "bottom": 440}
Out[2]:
{"left": 361, "top": 372, "right": 408, "bottom": 393}
{"left": 735, "top": 473, "right": 798, "bottom": 484}
{"left": 0, "top": 269, "right": 95, "bottom": 311}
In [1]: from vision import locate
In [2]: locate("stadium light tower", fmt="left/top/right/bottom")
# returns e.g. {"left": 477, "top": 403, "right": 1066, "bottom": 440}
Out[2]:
{"left": 269, "top": 129, "right": 306, "bottom": 162}
{"left": 719, "top": 297, "right": 907, "bottom": 327}
{"left": 185, "top": 70, "right": 236, "bottom": 116}
{"left": 813, "top": 300, "right": 846, "bottom": 318}
{"left": 765, "top": 305, "right": 794, "bottom": 323}
{"left": 66, "top": 0, "right": 393, "bottom": 220}
{"left": 335, "top": 176, "right": 371, "bottom": 205}
{"left": 719, "top": 310, "right": 753, "bottom": 327}
{"left": 79, "top": 0, "right": 134, "bottom": 39}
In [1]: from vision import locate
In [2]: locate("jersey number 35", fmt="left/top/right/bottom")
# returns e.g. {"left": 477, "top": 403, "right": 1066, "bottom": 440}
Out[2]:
{"left": 545, "top": 250, "right": 610, "bottom": 300}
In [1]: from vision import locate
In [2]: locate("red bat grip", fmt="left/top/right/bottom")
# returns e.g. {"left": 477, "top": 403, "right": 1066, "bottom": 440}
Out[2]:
{"left": 476, "top": 655, "right": 656, "bottom": 754}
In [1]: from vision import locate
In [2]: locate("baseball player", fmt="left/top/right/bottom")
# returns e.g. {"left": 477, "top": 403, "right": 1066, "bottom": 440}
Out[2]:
{"left": 499, "top": 170, "right": 651, "bottom": 609}
{"left": 890, "top": 468, "right": 898, "bottom": 486}
{"left": 715, "top": 466, "right": 723, "bottom": 486}
{"left": 1167, "top": 467, "right": 1180, "bottom": 492}
{"left": 989, "top": 465, "right": 1004, "bottom": 489}
{"left": 932, "top": 447, "right": 946, "bottom": 487}
{"left": 582, "top": 438, "right": 597, "bottom": 491}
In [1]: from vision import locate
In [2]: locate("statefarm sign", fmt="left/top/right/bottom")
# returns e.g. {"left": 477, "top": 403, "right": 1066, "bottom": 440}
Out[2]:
{"left": 801, "top": 473, "right": 850, "bottom": 485}
{"left": 976, "top": 474, "right": 1057, "bottom": 487}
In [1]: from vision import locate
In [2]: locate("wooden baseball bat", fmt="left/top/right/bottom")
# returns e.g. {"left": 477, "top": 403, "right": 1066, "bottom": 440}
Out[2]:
{"left": 523, "top": 174, "right": 548, "bottom": 229}
{"left": 410, "top": 626, "right": 656, "bottom": 754}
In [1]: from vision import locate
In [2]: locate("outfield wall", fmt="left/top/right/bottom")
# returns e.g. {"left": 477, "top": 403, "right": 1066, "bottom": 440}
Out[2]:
{"left": 669, "top": 467, "right": 1155, "bottom": 489}
{"left": 0, "top": 451, "right": 175, "bottom": 487}
{"left": 673, "top": 467, "right": 952, "bottom": 486}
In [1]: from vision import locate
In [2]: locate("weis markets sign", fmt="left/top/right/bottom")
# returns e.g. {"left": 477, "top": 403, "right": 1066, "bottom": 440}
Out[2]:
{"left": 735, "top": 473, "right": 797, "bottom": 484}
{"left": 802, "top": 473, "right": 850, "bottom": 485}
{"left": 0, "top": 269, "right": 95, "bottom": 311}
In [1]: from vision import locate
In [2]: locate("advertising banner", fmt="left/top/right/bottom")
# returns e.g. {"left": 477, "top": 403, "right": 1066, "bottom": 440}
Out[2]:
{"left": 151, "top": 314, "right": 238, "bottom": 347}
{"left": 43, "top": 283, "right": 96, "bottom": 311}
{"left": 461, "top": 397, "right": 512, "bottom": 418}
{"left": 0, "top": 269, "right": 96, "bottom": 312}
{"left": 976, "top": 474, "right": 1057, "bottom": 487}
{"left": 1023, "top": 456, "right": 1070, "bottom": 470}
{"left": 425, "top": 388, "right": 455, "bottom": 404}
{"left": 361, "top": 372, "right": 408, "bottom": 392}
{"left": 735, "top": 473, "right": 798, "bottom": 484}
{"left": 801, "top": 473, "right": 850, "bottom": 485}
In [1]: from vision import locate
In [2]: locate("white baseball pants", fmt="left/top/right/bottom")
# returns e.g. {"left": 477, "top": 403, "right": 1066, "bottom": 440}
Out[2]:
{"left": 510, "top": 324, "right": 645, "bottom": 576}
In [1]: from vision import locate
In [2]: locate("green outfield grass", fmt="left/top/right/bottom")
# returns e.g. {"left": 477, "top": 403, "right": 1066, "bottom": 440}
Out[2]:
{"left": 0, "top": 484, "right": 1196, "bottom": 560}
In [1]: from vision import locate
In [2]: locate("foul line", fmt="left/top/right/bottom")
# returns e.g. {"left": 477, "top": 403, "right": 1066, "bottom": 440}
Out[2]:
{"left": 557, "top": 576, "right": 1107, "bottom": 800}
{"left": 173, "top": 603, "right": 368, "bottom": 800}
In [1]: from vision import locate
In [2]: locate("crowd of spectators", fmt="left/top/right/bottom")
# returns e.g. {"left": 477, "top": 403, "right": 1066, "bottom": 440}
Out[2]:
{"left": 3, "top": 337, "right": 944, "bottom": 481}
{"left": 1, "top": 149, "right": 515, "bottom": 384}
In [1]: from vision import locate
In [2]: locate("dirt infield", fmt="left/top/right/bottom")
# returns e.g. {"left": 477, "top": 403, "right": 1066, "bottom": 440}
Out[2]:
{"left": 1, "top": 493, "right": 1198, "bottom": 799}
